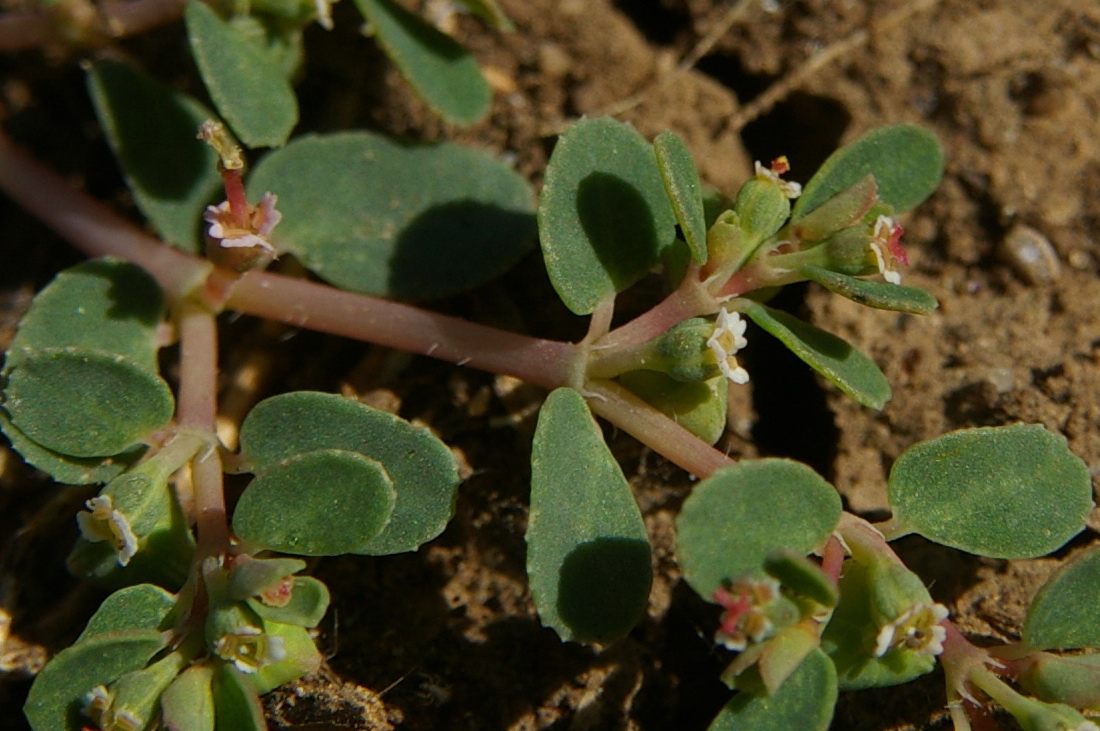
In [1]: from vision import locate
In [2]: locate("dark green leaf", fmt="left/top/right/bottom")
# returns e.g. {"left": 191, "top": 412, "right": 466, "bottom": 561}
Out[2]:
{"left": 764, "top": 549, "right": 838, "bottom": 608}
{"left": 527, "top": 388, "right": 652, "bottom": 643}
{"left": 538, "top": 118, "right": 678, "bottom": 314}
{"left": 888, "top": 425, "right": 1093, "bottom": 559}
{"left": 792, "top": 124, "right": 944, "bottom": 219}
{"left": 76, "top": 584, "right": 176, "bottom": 642}
{"left": 740, "top": 300, "right": 890, "bottom": 410}
{"left": 247, "top": 132, "right": 535, "bottom": 300}
{"left": 233, "top": 448, "right": 396, "bottom": 556}
{"left": 4, "top": 347, "right": 174, "bottom": 458}
{"left": 353, "top": 0, "right": 491, "bottom": 125}
{"left": 677, "top": 459, "right": 842, "bottom": 598}
{"left": 801, "top": 266, "right": 938, "bottom": 314}
{"left": 23, "top": 630, "right": 167, "bottom": 731}
{"left": 87, "top": 62, "right": 222, "bottom": 253}
{"left": 708, "top": 649, "right": 837, "bottom": 731}
{"left": 212, "top": 665, "right": 265, "bottom": 731}
{"left": 184, "top": 1, "right": 297, "bottom": 147}
{"left": 1024, "top": 546, "right": 1100, "bottom": 650}
{"left": 654, "top": 130, "right": 707, "bottom": 263}
{"left": 0, "top": 408, "right": 143, "bottom": 484}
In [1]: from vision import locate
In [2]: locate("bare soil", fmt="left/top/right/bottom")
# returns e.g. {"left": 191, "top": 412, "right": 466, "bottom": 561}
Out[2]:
{"left": 2, "top": 0, "right": 1100, "bottom": 729}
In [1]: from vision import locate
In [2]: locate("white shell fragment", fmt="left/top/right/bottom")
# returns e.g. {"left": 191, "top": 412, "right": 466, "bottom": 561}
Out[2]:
{"left": 1001, "top": 224, "right": 1061, "bottom": 284}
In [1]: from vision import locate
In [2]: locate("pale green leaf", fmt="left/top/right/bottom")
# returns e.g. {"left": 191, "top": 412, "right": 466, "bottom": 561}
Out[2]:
{"left": 87, "top": 62, "right": 222, "bottom": 253}
{"left": 1024, "top": 545, "right": 1100, "bottom": 650}
{"left": 618, "top": 370, "right": 727, "bottom": 445}
{"left": 248, "top": 577, "right": 330, "bottom": 628}
{"left": 888, "top": 425, "right": 1093, "bottom": 559}
{"left": 76, "top": 584, "right": 176, "bottom": 642}
{"left": 792, "top": 124, "right": 944, "bottom": 219}
{"left": 0, "top": 408, "right": 143, "bottom": 484}
{"left": 23, "top": 630, "right": 167, "bottom": 731}
{"left": 161, "top": 665, "right": 216, "bottom": 731}
{"left": 654, "top": 130, "right": 707, "bottom": 263}
{"left": 239, "top": 391, "right": 461, "bottom": 554}
{"left": 353, "top": 0, "right": 491, "bottom": 125}
{"left": 740, "top": 300, "right": 890, "bottom": 410}
{"left": 708, "top": 649, "right": 837, "bottom": 731}
{"left": 185, "top": 1, "right": 297, "bottom": 148}
{"left": 212, "top": 665, "right": 266, "bottom": 731}
{"left": 233, "top": 448, "right": 396, "bottom": 556}
{"left": 538, "top": 117, "right": 678, "bottom": 314}
{"left": 677, "top": 459, "right": 841, "bottom": 598}
{"left": 527, "top": 388, "right": 652, "bottom": 643}
{"left": 247, "top": 132, "right": 535, "bottom": 300}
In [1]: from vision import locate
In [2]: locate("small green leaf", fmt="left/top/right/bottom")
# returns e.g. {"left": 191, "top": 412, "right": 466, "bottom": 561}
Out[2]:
{"left": 654, "top": 130, "right": 707, "bottom": 263}
{"left": 245, "top": 619, "right": 323, "bottom": 694}
{"left": 1017, "top": 651, "right": 1100, "bottom": 708}
{"left": 740, "top": 300, "right": 890, "bottom": 410}
{"left": 676, "top": 459, "right": 842, "bottom": 598}
{"left": 792, "top": 124, "right": 944, "bottom": 219}
{"left": 248, "top": 576, "right": 330, "bottom": 628}
{"left": 353, "top": 0, "right": 491, "bottom": 125}
{"left": 239, "top": 391, "right": 460, "bottom": 554}
{"left": 801, "top": 266, "right": 939, "bottom": 314}
{"left": 4, "top": 258, "right": 164, "bottom": 371}
{"left": 764, "top": 549, "right": 838, "bottom": 608}
{"left": 233, "top": 449, "right": 396, "bottom": 556}
{"left": 23, "top": 630, "right": 167, "bottom": 731}
{"left": 184, "top": 1, "right": 297, "bottom": 148}
{"left": 226, "top": 555, "right": 307, "bottom": 601}
{"left": 1024, "top": 546, "right": 1100, "bottom": 650}
{"left": 247, "top": 132, "right": 535, "bottom": 300}
{"left": 618, "top": 370, "right": 727, "bottom": 445}
{"left": 0, "top": 409, "right": 143, "bottom": 484}
{"left": 527, "top": 388, "right": 652, "bottom": 643}
{"left": 161, "top": 665, "right": 216, "bottom": 731}
{"left": 4, "top": 347, "right": 174, "bottom": 458}
{"left": 538, "top": 118, "right": 678, "bottom": 315}
{"left": 820, "top": 559, "right": 936, "bottom": 690}
{"left": 229, "top": 14, "right": 304, "bottom": 82}
{"left": 888, "top": 425, "right": 1093, "bottom": 559}
{"left": 87, "top": 62, "right": 222, "bottom": 253}
{"left": 453, "top": 0, "right": 513, "bottom": 30}
{"left": 212, "top": 665, "right": 266, "bottom": 731}
{"left": 708, "top": 649, "right": 837, "bottom": 731}
{"left": 76, "top": 584, "right": 176, "bottom": 642}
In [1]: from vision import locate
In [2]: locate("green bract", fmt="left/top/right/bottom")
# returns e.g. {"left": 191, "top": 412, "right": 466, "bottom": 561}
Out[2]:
{"left": 247, "top": 132, "right": 535, "bottom": 300}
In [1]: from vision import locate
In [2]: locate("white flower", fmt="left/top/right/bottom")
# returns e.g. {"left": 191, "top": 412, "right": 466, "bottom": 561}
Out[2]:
{"left": 214, "top": 627, "right": 288, "bottom": 674}
{"left": 76, "top": 495, "right": 139, "bottom": 567}
{"left": 754, "top": 158, "right": 802, "bottom": 199}
{"left": 869, "top": 215, "right": 907, "bottom": 285}
{"left": 706, "top": 309, "right": 750, "bottom": 385}
{"left": 204, "top": 192, "right": 282, "bottom": 252}
{"left": 874, "top": 602, "right": 949, "bottom": 658}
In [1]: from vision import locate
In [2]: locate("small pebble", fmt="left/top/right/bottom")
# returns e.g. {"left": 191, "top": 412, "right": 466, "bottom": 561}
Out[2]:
{"left": 1001, "top": 224, "right": 1061, "bottom": 284}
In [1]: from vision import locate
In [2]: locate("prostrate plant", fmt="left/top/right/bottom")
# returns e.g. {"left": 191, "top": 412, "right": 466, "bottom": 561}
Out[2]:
{"left": 0, "top": 47, "right": 1096, "bottom": 728}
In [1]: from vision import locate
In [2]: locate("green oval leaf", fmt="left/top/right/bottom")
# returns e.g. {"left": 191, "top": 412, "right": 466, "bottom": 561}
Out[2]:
{"left": 5, "top": 347, "right": 174, "bottom": 458}
{"left": 887, "top": 425, "right": 1093, "bottom": 559}
{"left": 76, "top": 584, "right": 176, "bottom": 643}
{"left": 0, "top": 408, "right": 144, "bottom": 484}
{"left": 677, "top": 459, "right": 842, "bottom": 598}
{"left": 87, "top": 61, "right": 222, "bottom": 253}
{"left": 247, "top": 132, "right": 535, "bottom": 300}
{"left": 233, "top": 448, "right": 396, "bottom": 556}
{"left": 708, "top": 648, "right": 837, "bottom": 731}
{"left": 4, "top": 258, "right": 164, "bottom": 371}
{"left": 538, "top": 117, "right": 678, "bottom": 315}
{"left": 654, "top": 130, "right": 707, "bottom": 264}
{"left": 801, "top": 266, "right": 939, "bottom": 314}
{"left": 161, "top": 665, "right": 216, "bottom": 731}
{"left": 792, "top": 124, "right": 944, "bottom": 219}
{"left": 739, "top": 300, "right": 890, "bottom": 410}
{"left": 184, "top": 1, "right": 297, "bottom": 148}
{"left": 352, "top": 0, "right": 491, "bottom": 125}
{"left": 23, "top": 630, "right": 167, "bottom": 731}
{"left": 1024, "top": 546, "right": 1100, "bottom": 650}
{"left": 527, "top": 388, "right": 652, "bottom": 643}
{"left": 239, "top": 391, "right": 460, "bottom": 554}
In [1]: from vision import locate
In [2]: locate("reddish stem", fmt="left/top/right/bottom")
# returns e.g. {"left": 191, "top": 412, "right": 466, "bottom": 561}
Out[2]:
{"left": 220, "top": 168, "right": 250, "bottom": 229}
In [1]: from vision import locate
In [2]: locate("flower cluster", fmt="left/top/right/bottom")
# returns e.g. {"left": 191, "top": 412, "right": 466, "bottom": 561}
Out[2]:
{"left": 204, "top": 192, "right": 282, "bottom": 253}
{"left": 869, "top": 215, "right": 907, "bottom": 284}
{"left": 873, "top": 601, "right": 949, "bottom": 658}
{"left": 213, "top": 626, "right": 288, "bottom": 674}
{"left": 706, "top": 309, "right": 750, "bottom": 385}
{"left": 754, "top": 156, "right": 802, "bottom": 200}
{"left": 76, "top": 495, "right": 138, "bottom": 567}
{"left": 712, "top": 577, "right": 782, "bottom": 651}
